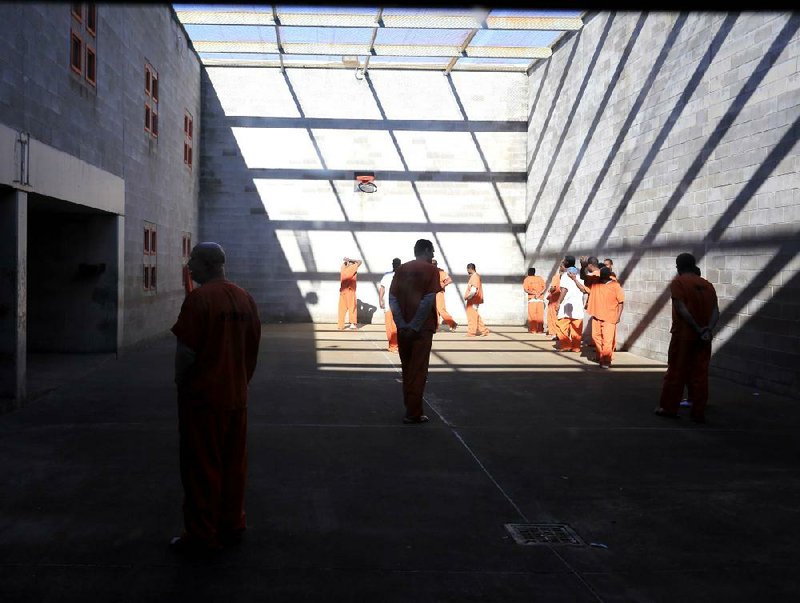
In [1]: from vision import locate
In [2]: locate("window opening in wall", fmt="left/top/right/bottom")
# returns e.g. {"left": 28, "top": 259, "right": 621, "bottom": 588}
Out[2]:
{"left": 145, "top": 62, "right": 159, "bottom": 139}
{"left": 184, "top": 111, "right": 194, "bottom": 169}
{"left": 70, "top": 5, "right": 96, "bottom": 87}
{"left": 70, "top": 31, "right": 83, "bottom": 75}
{"left": 143, "top": 223, "right": 158, "bottom": 293}
{"left": 86, "top": 3, "right": 96, "bottom": 35}
{"left": 86, "top": 46, "right": 96, "bottom": 86}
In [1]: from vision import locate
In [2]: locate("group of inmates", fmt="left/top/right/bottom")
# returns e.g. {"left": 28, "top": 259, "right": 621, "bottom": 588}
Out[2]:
{"left": 340, "top": 255, "right": 491, "bottom": 344}
{"left": 169, "top": 241, "right": 719, "bottom": 558}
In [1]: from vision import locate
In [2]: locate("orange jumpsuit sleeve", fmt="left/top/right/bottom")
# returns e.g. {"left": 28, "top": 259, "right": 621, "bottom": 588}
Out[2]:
{"left": 171, "top": 291, "right": 206, "bottom": 351}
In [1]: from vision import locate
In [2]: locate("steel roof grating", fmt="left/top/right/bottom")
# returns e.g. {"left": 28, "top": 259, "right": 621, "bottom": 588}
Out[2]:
{"left": 174, "top": 4, "right": 583, "bottom": 72}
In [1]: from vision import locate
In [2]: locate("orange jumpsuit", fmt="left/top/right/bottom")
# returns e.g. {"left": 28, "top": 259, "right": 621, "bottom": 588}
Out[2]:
{"left": 390, "top": 259, "right": 442, "bottom": 419}
{"left": 546, "top": 274, "right": 561, "bottom": 336}
{"left": 380, "top": 271, "right": 398, "bottom": 352}
{"left": 523, "top": 275, "right": 546, "bottom": 333}
{"left": 338, "top": 263, "right": 359, "bottom": 329}
{"left": 384, "top": 309, "right": 398, "bottom": 352}
{"left": 465, "top": 272, "right": 489, "bottom": 336}
{"left": 436, "top": 268, "right": 458, "bottom": 330}
{"left": 587, "top": 280, "right": 625, "bottom": 366}
{"left": 659, "top": 274, "right": 718, "bottom": 420}
{"left": 171, "top": 279, "right": 262, "bottom": 550}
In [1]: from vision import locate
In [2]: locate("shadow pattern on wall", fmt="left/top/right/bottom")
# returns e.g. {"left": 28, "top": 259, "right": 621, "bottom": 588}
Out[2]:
{"left": 526, "top": 12, "right": 800, "bottom": 396}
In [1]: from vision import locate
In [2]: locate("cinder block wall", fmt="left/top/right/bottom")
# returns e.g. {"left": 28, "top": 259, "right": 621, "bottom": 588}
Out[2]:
{"left": 200, "top": 67, "right": 528, "bottom": 325}
{"left": 526, "top": 11, "right": 800, "bottom": 397}
{"left": 0, "top": 4, "right": 201, "bottom": 347}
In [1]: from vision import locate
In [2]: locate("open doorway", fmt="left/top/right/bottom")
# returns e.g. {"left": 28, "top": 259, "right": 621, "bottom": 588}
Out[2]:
{"left": 26, "top": 194, "right": 120, "bottom": 400}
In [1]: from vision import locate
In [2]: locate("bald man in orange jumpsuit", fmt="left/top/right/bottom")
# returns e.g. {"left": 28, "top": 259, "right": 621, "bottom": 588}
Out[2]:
{"left": 546, "top": 263, "right": 563, "bottom": 338}
{"left": 431, "top": 259, "right": 458, "bottom": 331}
{"left": 573, "top": 266, "right": 625, "bottom": 368}
{"left": 523, "top": 267, "right": 546, "bottom": 333}
{"left": 389, "top": 239, "right": 442, "bottom": 423}
{"left": 655, "top": 253, "right": 719, "bottom": 423}
{"left": 171, "top": 243, "right": 261, "bottom": 557}
{"left": 338, "top": 256, "right": 362, "bottom": 330}
{"left": 465, "top": 263, "right": 489, "bottom": 337}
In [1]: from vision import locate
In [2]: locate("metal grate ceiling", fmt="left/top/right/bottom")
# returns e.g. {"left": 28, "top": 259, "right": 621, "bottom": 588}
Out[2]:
{"left": 173, "top": 5, "right": 584, "bottom": 73}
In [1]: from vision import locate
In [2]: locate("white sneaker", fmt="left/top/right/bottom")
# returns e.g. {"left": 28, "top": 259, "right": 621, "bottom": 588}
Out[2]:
{"left": 347, "top": 323, "right": 358, "bottom": 329}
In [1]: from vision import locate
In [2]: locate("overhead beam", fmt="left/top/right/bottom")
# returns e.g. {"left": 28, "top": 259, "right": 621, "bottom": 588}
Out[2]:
{"left": 271, "top": 5, "right": 284, "bottom": 72}
{"left": 194, "top": 41, "right": 553, "bottom": 59}
{"left": 362, "top": 8, "right": 384, "bottom": 75}
{"left": 200, "top": 58, "right": 532, "bottom": 73}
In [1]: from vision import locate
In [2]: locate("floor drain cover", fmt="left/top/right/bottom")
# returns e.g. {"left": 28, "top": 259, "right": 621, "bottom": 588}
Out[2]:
{"left": 505, "top": 523, "right": 584, "bottom": 546}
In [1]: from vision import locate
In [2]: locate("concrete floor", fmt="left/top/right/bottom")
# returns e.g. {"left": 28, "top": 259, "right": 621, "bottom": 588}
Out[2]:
{"left": 1, "top": 324, "right": 798, "bottom": 602}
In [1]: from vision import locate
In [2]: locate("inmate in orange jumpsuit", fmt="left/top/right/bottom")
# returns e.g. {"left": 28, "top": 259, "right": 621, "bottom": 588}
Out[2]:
{"left": 390, "top": 259, "right": 441, "bottom": 419}
{"left": 379, "top": 271, "right": 398, "bottom": 352}
{"left": 523, "top": 274, "right": 546, "bottom": 333}
{"left": 465, "top": 272, "right": 489, "bottom": 336}
{"left": 338, "top": 262, "right": 359, "bottom": 329}
{"left": 171, "top": 279, "right": 261, "bottom": 550}
{"left": 436, "top": 268, "right": 458, "bottom": 330}
{"left": 659, "top": 273, "right": 718, "bottom": 420}
{"left": 587, "top": 279, "right": 625, "bottom": 366}
{"left": 546, "top": 273, "right": 561, "bottom": 336}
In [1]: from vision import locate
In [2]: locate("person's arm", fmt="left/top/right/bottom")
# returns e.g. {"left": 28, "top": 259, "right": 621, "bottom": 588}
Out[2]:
{"left": 441, "top": 275, "right": 452, "bottom": 287}
{"left": 615, "top": 302, "right": 624, "bottom": 324}
{"left": 554, "top": 287, "right": 567, "bottom": 312}
{"left": 699, "top": 303, "right": 720, "bottom": 342}
{"left": 388, "top": 294, "right": 408, "bottom": 329}
{"left": 407, "top": 293, "right": 436, "bottom": 332}
{"left": 674, "top": 298, "right": 707, "bottom": 339}
{"left": 567, "top": 271, "right": 590, "bottom": 295}
{"left": 464, "top": 282, "right": 476, "bottom": 300}
{"left": 174, "top": 340, "right": 196, "bottom": 387}
{"left": 378, "top": 285, "right": 386, "bottom": 309}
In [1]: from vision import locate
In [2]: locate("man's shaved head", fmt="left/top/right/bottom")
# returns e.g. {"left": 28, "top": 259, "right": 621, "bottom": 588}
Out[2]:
{"left": 192, "top": 242, "right": 226, "bottom": 266}
{"left": 188, "top": 242, "right": 226, "bottom": 284}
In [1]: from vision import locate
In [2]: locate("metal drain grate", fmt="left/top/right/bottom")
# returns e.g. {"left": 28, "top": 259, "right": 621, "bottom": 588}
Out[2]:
{"left": 505, "top": 523, "right": 585, "bottom": 546}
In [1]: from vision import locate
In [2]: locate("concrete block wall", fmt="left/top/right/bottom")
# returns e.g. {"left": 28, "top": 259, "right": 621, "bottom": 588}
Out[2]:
{"left": 200, "top": 67, "right": 529, "bottom": 326}
{"left": 0, "top": 4, "right": 201, "bottom": 347}
{"left": 525, "top": 11, "right": 800, "bottom": 397}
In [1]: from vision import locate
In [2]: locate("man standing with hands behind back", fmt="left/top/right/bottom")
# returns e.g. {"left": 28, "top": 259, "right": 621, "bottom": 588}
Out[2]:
{"left": 170, "top": 242, "right": 262, "bottom": 557}
{"left": 655, "top": 253, "right": 719, "bottom": 423}
{"left": 389, "top": 239, "right": 442, "bottom": 424}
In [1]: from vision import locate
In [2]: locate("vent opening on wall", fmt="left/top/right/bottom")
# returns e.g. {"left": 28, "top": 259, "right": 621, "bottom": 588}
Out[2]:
{"left": 355, "top": 172, "right": 377, "bottom": 193}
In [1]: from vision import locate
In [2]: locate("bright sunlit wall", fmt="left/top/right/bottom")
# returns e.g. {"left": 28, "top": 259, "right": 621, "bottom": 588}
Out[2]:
{"left": 201, "top": 67, "right": 530, "bottom": 326}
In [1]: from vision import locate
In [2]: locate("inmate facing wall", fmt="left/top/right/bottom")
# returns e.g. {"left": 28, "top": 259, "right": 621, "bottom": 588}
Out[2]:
{"left": 200, "top": 67, "right": 528, "bottom": 326}
{"left": 525, "top": 11, "right": 800, "bottom": 397}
